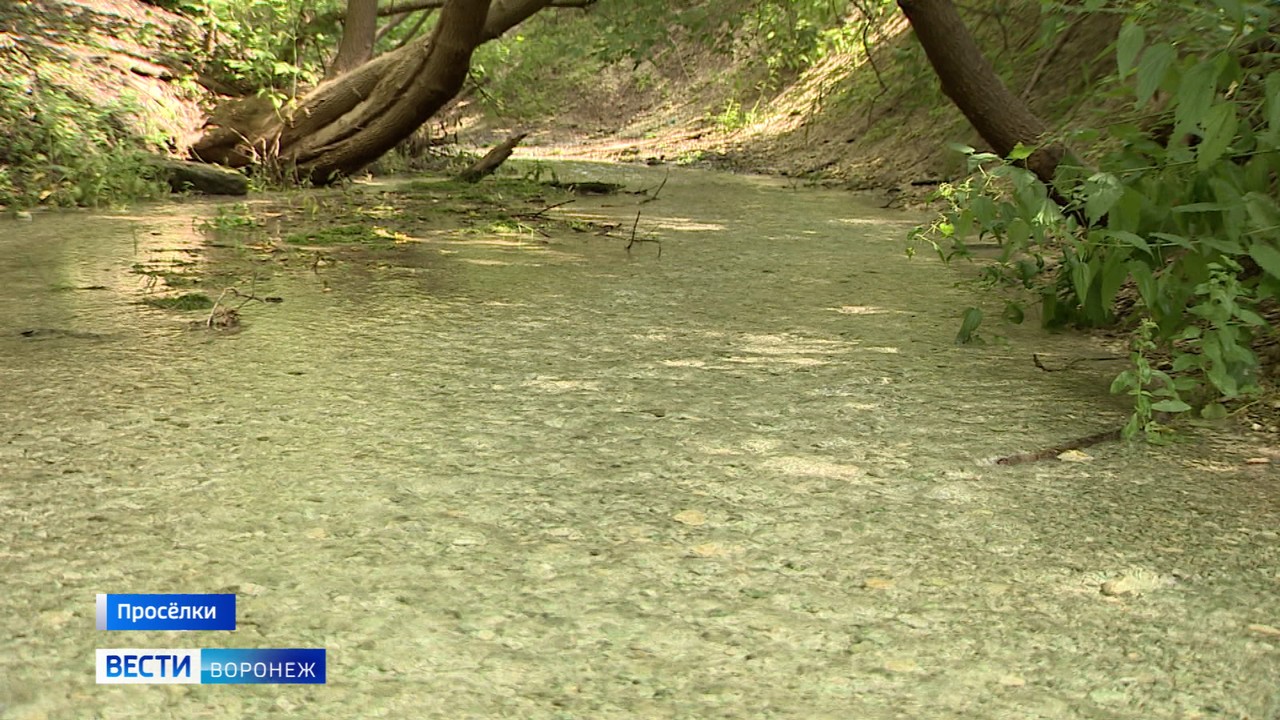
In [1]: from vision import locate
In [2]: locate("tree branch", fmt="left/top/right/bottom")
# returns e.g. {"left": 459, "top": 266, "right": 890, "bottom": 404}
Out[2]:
{"left": 377, "top": 0, "right": 593, "bottom": 18}
{"left": 392, "top": 8, "right": 435, "bottom": 48}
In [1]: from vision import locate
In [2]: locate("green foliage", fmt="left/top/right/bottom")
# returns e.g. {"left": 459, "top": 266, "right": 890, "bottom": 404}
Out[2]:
{"left": 736, "top": 1, "right": 838, "bottom": 80}
{"left": 711, "top": 98, "right": 761, "bottom": 132}
{"left": 472, "top": 0, "right": 898, "bottom": 120}
{"left": 471, "top": 27, "right": 595, "bottom": 119}
{"left": 199, "top": 203, "right": 260, "bottom": 231}
{"left": 0, "top": 76, "right": 168, "bottom": 209}
{"left": 912, "top": 0, "right": 1280, "bottom": 434}
{"left": 192, "top": 0, "right": 331, "bottom": 102}
{"left": 1110, "top": 320, "right": 1185, "bottom": 439}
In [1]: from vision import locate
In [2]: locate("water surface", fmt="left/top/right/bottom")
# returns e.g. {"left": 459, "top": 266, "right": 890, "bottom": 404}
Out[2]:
{"left": 1, "top": 164, "right": 1277, "bottom": 718}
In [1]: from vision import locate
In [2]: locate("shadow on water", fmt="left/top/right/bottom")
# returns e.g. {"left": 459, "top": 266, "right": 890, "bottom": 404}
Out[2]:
{"left": 0, "top": 162, "right": 1277, "bottom": 718}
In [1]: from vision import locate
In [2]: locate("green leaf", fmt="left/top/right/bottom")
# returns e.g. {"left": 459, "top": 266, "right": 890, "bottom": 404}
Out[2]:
{"left": 1135, "top": 42, "right": 1176, "bottom": 107}
{"left": 1197, "top": 102, "right": 1238, "bottom": 170}
{"left": 1173, "top": 61, "right": 1218, "bottom": 138}
{"left": 1173, "top": 376, "right": 1201, "bottom": 392}
{"left": 1151, "top": 232, "right": 1194, "bottom": 249}
{"left": 1128, "top": 261, "right": 1156, "bottom": 308}
{"left": 1200, "top": 402, "right": 1228, "bottom": 420}
{"left": 1235, "top": 308, "right": 1267, "bottom": 326}
{"left": 1172, "top": 202, "right": 1230, "bottom": 213}
{"left": 1003, "top": 301, "right": 1025, "bottom": 324}
{"left": 1107, "top": 230, "right": 1150, "bottom": 253}
{"left": 967, "top": 152, "right": 1001, "bottom": 170}
{"left": 1098, "top": 250, "right": 1131, "bottom": 315}
{"left": 952, "top": 210, "right": 974, "bottom": 241}
{"left": 1208, "top": 367, "right": 1238, "bottom": 398}
{"left": 1122, "top": 412, "right": 1143, "bottom": 440}
{"left": 970, "top": 195, "right": 997, "bottom": 228}
{"left": 1042, "top": 290, "right": 1068, "bottom": 328}
{"left": 1116, "top": 22, "right": 1144, "bottom": 79}
{"left": 1244, "top": 192, "right": 1280, "bottom": 231}
{"left": 1151, "top": 399, "right": 1192, "bottom": 413}
{"left": 1005, "top": 217, "right": 1031, "bottom": 249}
{"left": 1202, "top": 337, "right": 1239, "bottom": 396}
{"left": 1007, "top": 143, "right": 1034, "bottom": 161}
{"left": 956, "top": 307, "right": 983, "bottom": 345}
{"left": 1079, "top": 257, "right": 1107, "bottom": 323}
{"left": 1108, "top": 188, "right": 1144, "bottom": 234}
{"left": 1084, "top": 172, "right": 1124, "bottom": 224}
{"left": 1068, "top": 254, "right": 1093, "bottom": 305}
{"left": 1110, "top": 370, "right": 1136, "bottom": 394}
{"left": 1265, "top": 72, "right": 1280, "bottom": 144}
{"left": 1248, "top": 242, "right": 1280, "bottom": 280}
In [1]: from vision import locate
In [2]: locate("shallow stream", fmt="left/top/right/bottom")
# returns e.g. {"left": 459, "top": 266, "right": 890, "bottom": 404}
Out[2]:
{"left": 1, "top": 163, "right": 1277, "bottom": 718}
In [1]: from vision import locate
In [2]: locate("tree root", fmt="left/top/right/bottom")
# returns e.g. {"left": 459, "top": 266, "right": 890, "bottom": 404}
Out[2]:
{"left": 994, "top": 427, "right": 1122, "bottom": 465}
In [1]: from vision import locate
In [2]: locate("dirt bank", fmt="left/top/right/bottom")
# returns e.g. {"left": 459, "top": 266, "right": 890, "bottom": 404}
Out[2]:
{"left": 453, "top": 4, "right": 1121, "bottom": 199}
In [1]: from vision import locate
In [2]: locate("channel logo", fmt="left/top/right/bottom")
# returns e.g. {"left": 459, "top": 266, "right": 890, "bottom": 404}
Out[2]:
{"left": 96, "top": 649, "right": 326, "bottom": 685}
{"left": 95, "top": 650, "right": 199, "bottom": 685}
{"left": 96, "top": 593, "right": 236, "bottom": 631}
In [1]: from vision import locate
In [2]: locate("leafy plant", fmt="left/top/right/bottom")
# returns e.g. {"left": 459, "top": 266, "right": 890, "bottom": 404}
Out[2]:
{"left": 199, "top": 203, "right": 260, "bottom": 231}
{"left": 1110, "top": 319, "right": 1189, "bottom": 438}
{"left": 712, "top": 98, "right": 761, "bottom": 132}
{"left": 190, "top": 0, "right": 328, "bottom": 100}
{"left": 0, "top": 75, "right": 168, "bottom": 209}
{"left": 911, "top": 0, "right": 1280, "bottom": 435}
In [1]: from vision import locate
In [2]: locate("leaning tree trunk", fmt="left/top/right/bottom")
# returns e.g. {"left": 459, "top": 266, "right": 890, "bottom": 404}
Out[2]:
{"left": 191, "top": 0, "right": 554, "bottom": 184}
{"left": 328, "top": 0, "right": 380, "bottom": 77}
{"left": 285, "top": 0, "right": 490, "bottom": 179}
{"left": 897, "top": 0, "right": 1066, "bottom": 188}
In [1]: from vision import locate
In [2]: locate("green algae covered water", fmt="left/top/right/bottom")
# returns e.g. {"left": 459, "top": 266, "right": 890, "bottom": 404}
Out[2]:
{"left": 1, "top": 164, "right": 1277, "bottom": 718}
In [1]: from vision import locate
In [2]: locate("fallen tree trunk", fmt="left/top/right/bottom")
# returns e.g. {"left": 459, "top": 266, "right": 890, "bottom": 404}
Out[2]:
{"left": 456, "top": 132, "right": 527, "bottom": 182}
{"left": 150, "top": 157, "right": 248, "bottom": 195}
{"left": 547, "top": 180, "right": 622, "bottom": 194}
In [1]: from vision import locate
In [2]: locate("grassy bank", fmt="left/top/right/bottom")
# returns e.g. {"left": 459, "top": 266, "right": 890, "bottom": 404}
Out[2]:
{"left": 0, "top": 0, "right": 207, "bottom": 209}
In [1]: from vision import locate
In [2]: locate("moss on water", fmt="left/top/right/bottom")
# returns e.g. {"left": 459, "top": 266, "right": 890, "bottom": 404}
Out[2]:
{"left": 143, "top": 292, "right": 213, "bottom": 310}
{"left": 285, "top": 224, "right": 392, "bottom": 246}
{"left": 269, "top": 172, "right": 586, "bottom": 249}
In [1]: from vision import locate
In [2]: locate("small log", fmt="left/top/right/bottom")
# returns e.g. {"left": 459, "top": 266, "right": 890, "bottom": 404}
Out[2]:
{"left": 546, "top": 180, "right": 624, "bottom": 194}
{"left": 152, "top": 158, "right": 249, "bottom": 196}
{"left": 456, "top": 132, "right": 528, "bottom": 183}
